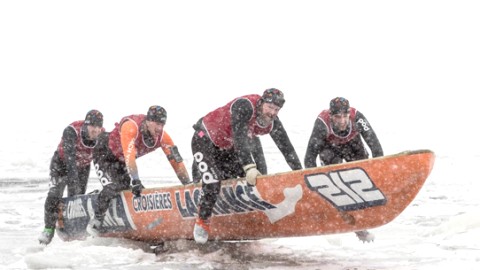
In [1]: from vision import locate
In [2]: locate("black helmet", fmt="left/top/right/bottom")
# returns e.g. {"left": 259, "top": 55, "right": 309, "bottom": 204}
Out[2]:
{"left": 329, "top": 97, "right": 350, "bottom": 115}
{"left": 146, "top": 105, "right": 167, "bottom": 124}
{"left": 84, "top": 110, "right": 103, "bottom": 127}
{"left": 261, "top": 88, "right": 285, "bottom": 107}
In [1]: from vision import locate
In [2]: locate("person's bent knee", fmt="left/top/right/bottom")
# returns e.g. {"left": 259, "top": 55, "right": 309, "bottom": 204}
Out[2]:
{"left": 99, "top": 183, "right": 119, "bottom": 199}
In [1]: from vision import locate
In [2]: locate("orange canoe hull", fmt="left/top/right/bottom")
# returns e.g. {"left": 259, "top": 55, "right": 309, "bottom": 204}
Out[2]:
{"left": 58, "top": 149, "right": 435, "bottom": 243}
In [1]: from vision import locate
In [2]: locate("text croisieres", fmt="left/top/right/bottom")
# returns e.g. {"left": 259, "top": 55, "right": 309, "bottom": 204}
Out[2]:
{"left": 132, "top": 192, "right": 173, "bottom": 212}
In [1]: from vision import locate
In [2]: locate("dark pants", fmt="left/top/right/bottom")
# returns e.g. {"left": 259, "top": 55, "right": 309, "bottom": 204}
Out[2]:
{"left": 43, "top": 152, "right": 90, "bottom": 229}
{"left": 320, "top": 135, "right": 369, "bottom": 165}
{"left": 92, "top": 132, "right": 131, "bottom": 221}
{"left": 191, "top": 127, "right": 245, "bottom": 221}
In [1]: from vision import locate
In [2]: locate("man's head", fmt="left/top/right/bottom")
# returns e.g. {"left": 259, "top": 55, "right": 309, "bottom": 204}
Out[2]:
{"left": 257, "top": 88, "right": 284, "bottom": 126}
{"left": 84, "top": 109, "right": 103, "bottom": 140}
{"left": 261, "top": 88, "right": 285, "bottom": 108}
{"left": 85, "top": 109, "right": 103, "bottom": 127}
{"left": 145, "top": 105, "right": 167, "bottom": 137}
{"left": 329, "top": 97, "right": 350, "bottom": 131}
{"left": 329, "top": 97, "right": 350, "bottom": 115}
{"left": 146, "top": 105, "right": 167, "bottom": 124}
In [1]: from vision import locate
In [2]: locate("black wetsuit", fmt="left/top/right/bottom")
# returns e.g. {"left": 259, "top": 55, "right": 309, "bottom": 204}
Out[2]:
{"left": 192, "top": 96, "right": 302, "bottom": 220}
{"left": 43, "top": 122, "right": 97, "bottom": 229}
{"left": 304, "top": 109, "right": 383, "bottom": 168}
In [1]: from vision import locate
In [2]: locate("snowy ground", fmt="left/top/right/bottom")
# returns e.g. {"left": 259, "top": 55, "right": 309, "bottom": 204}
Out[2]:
{"left": 1, "top": 136, "right": 479, "bottom": 269}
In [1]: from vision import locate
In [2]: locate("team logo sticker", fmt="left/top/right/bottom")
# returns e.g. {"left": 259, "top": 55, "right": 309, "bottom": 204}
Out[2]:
{"left": 305, "top": 167, "right": 387, "bottom": 211}
{"left": 61, "top": 193, "right": 136, "bottom": 236}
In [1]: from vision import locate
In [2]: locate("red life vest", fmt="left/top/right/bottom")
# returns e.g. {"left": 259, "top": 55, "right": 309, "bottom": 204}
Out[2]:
{"left": 202, "top": 94, "right": 273, "bottom": 149}
{"left": 57, "top": 121, "right": 95, "bottom": 167}
{"left": 108, "top": 114, "right": 165, "bottom": 161}
{"left": 317, "top": 107, "right": 359, "bottom": 145}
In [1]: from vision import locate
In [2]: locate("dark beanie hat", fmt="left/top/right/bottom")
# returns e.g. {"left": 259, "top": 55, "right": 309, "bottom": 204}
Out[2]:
{"left": 146, "top": 105, "right": 167, "bottom": 124}
{"left": 261, "top": 88, "right": 285, "bottom": 107}
{"left": 84, "top": 110, "right": 103, "bottom": 127}
{"left": 329, "top": 97, "right": 350, "bottom": 115}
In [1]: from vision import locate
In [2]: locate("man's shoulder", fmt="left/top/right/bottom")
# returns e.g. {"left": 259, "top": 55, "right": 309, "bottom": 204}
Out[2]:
{"left": 231, "top": 97, "right": 255, "bottom": 114}
{"left": 235, "top": 94, "right": 259, "bottom": 104}
{"left": 64, "top": 124, "right": 79, "bottom": 135}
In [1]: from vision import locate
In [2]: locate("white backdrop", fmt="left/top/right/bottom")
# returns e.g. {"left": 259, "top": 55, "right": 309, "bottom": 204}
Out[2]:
{"left": 2, "top": 1, "right": 479, "bottom": 161}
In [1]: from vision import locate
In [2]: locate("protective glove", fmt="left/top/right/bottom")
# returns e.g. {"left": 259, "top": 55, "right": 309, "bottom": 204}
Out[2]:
{"left": 178, "top": 171, "right": 192, "bottom": 185}
{"left": 131, "top": 179, "right": 144, "bottom": 197}
{"left": 181, "top": 178, "right": 193, "bottom": 185}
{"left": 243, "top": 164, "right": 262, "bottom": 186}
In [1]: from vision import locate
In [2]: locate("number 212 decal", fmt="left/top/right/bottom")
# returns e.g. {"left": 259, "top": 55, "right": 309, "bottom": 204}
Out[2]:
{"left": 305, "top": 168, "right": 387, "bottom": 211}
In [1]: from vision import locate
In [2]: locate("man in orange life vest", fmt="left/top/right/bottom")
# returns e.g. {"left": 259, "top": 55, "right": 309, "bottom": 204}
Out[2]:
{"left": 304, "top": 97, "right": 383, "bottom": 242}
{"left": 38, "top": 110, "right": 104, "bottom": 245}
{"left": 191, "top": 88, "right": 303, "bottom": 244}
{"left": 86, "top": 105, "right": 191, "bottom": 236}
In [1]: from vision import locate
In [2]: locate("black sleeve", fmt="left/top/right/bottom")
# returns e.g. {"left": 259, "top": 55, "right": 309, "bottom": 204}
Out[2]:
{"left": 251, "top": 136, "right": 267, "bottom": 174}
{"left": 231, "top": 98, "right": 256, "bottom": 167}
{"left": 62, "top": 126, "right": 80, "bottom": 182}
{"left": 304, "top": 118, "right": 328, "bottom": 168}
{"left": 355, "top": 111, "right": 384, "bottom": 157}
{"left": 270, "top": 117, "right": 303, "bottom": 170}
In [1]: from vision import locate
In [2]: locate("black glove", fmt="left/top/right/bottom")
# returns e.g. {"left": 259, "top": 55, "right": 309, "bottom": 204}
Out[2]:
{"left": 131, "top": 179, "right": 144, "bottom": 197}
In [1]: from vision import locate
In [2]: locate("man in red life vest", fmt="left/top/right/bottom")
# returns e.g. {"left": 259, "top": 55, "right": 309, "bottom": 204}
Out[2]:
{"left": 86, "top": 105, "right": 191, "bottom": 236}
{"left": 304, "top": 97, "right": 383, "bottom": 242}
{"left": 38, "top": 110, "right": 104, "bottom": 245}
{"left": 191, "top": 88, "right": 303, "bottom": 244}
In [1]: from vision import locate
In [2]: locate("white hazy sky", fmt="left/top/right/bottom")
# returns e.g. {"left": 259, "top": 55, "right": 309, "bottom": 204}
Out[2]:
{"left": 1, "top": 0, "right": 479, "bottom": 159}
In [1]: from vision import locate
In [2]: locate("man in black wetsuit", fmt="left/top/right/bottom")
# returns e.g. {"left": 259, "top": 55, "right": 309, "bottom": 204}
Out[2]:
{"left": 191, "top": 88, "right": 303, "bottom": 244}
{"left": 38, "top": 110, "right": 104, "bottom": 245}
{"left": 85, "top": 105, "right": 191, "bottom": 237}
{"left": 304, "top": 97, "right": 383, "bottom": 242}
